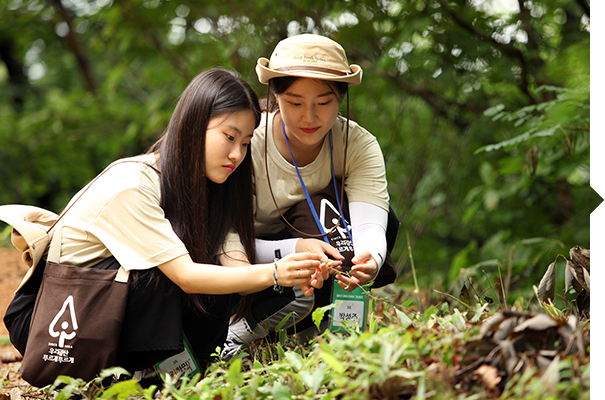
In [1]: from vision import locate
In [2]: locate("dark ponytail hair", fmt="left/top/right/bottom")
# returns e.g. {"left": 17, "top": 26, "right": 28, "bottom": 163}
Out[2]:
{"left": 149, "top": 68, "right": 261, "bottom": 315}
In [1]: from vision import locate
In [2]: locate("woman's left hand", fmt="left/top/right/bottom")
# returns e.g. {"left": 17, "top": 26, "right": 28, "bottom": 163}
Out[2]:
{"left": 335, "top": 251, "right": 378, "bottom": 292}
{"left": 299, "top": 260, "right": 336, "bottom": 296}
{"left": 296, "top": 238, "right": 343, "bottom": 279}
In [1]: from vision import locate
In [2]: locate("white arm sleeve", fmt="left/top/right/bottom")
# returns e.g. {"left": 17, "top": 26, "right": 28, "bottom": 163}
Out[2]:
{"left": 349, "top": 201, "right": 388, "bottom": 270}
{"left": 254, "top": 238, "right": 301, "bottom": 263}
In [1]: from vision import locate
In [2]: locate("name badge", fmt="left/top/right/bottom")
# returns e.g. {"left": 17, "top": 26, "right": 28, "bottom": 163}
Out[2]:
{"left": 155, "top": 335, "right": 201, "bottom": 378}
{"left": 330, "top": 279, "right": 368, "bottom": 332}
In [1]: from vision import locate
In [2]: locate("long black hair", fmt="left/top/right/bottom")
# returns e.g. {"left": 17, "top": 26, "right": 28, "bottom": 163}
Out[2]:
{"left": 149, "top": 68, "right": 261, "bottom": 315}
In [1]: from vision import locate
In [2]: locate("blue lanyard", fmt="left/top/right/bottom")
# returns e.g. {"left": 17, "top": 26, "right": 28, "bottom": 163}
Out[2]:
{"left": 281, "top": 122, "right": 353, "bottom": 243}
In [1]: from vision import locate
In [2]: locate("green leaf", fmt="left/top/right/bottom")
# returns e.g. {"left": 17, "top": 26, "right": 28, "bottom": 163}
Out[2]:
{"left": 312, "top": 302, "right": 337, "bottom": 330}
{"left": 318, "top": 343, "right": 346, "bottom": 373}
{"left": 396, "top": 309, "right": 413, "bottom": 328}
{"left": 227, "top": 358, "right": 244, "bottom": 388}
{"left": 483, "top": 104, "right": 505, "bottom": 117}
{"left": 271, "top": 383, "right": 293, "bottom": 400}
{"left": 98, "top": 380, "right": 142, "bottom": 400}
{"left": 449, "top": 240, "right": 478, "bottom": 282}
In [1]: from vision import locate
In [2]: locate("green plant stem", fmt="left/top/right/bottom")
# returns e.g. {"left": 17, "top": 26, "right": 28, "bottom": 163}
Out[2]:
{"left": 482, "top": 269, "right": 505, "bottom": 308}
{"left": 321, "top": 264, "right": 420, "bottom": 316}
{"left": 406, "top": 231, "right": 424, "bottom": 313}
{"left": 433, "top": 289, "right": 472, "bottom": 310}
{"left": 496, "top": 267, "right": 507, "bottom": 307}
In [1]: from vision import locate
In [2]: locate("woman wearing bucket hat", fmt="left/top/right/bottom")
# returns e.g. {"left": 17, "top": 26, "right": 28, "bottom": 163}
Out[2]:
{"left": 222, "top": 34, "right": 398, "bottom": 358}
{"left": 0, "top": 68, "right": 336, "bottom": 385}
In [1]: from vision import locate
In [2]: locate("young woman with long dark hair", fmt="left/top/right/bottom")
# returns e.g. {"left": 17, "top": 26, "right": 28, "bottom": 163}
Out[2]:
{"left": 3, "top": 68, "right": 333, "bottom": 381}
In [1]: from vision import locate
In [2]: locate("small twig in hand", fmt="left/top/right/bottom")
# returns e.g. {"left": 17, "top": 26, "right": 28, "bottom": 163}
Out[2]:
{"left": 305, "top": 247, "right": 420, "bottom": 315}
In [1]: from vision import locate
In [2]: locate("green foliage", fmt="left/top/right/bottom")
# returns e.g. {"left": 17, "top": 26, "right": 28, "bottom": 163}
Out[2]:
{"left": 312, "top": 302, "right": 336, "bottom": 331}
{"left": 30, "top": 288, "right": 588, "bottom": 399}
{"left": 0, "top": 0, "right": 593, "bottom": 331}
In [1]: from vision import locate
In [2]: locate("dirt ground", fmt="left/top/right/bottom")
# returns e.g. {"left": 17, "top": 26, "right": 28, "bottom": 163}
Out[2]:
{"left": 0, "top": 248, "right": 32, "bottom": 396}
{"left": 0, "top": 248, "right": 27, "bottom": 337}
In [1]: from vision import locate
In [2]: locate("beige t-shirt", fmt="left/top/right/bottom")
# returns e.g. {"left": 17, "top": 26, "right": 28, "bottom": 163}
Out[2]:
{"left": 251, "top": 112, "right": 389, "bottom": 236}
{"left": 55, "top": 154, "right": 245, "bottom": 270}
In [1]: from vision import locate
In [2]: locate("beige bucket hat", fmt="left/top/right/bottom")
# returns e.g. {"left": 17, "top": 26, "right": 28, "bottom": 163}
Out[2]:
{"left": 256, "top": 34, "right": 362, "bottom": 85}
{"left": 0, "top": 204, "right": 58, "bottom": 291}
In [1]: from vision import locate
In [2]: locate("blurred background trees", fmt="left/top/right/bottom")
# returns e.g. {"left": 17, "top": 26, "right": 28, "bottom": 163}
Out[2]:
{"left": 0, "top": 0, "right": 595, "bottom": 301}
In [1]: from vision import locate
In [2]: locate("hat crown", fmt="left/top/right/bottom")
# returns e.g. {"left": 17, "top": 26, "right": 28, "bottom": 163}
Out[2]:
{"left": 256, "top": 34, "right": 362, "bottom": 85}
{"left": 269, "top": 34, "right": 350, "bottom": 73}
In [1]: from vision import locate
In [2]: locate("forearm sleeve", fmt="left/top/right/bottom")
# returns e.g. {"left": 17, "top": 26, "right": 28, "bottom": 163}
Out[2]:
{"left": 349, "top": 201, "right": 388, "bottom": 269}
{"left": 254, "top": 238, "right": 301, "bottom": 263}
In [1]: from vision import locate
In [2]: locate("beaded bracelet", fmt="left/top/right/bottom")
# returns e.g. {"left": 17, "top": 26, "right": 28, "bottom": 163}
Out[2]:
{"left": 272, "top": 258, "right": 284, "bottom": 293}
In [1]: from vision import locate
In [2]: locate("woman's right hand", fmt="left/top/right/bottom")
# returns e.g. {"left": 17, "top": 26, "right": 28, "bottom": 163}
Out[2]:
{"left": 274, "top": 252, "right": 322, "bottom": 287}
{"left": 274, "top": 252, "right": 333, "bottom": 296}
{"left": 296, "top": 238, "right": 343, "bottom": 279}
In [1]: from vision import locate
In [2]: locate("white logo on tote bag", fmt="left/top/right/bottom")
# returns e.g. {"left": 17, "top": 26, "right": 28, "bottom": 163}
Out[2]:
{"left": 49, "top": 295, "right": 78, "bottom": 348}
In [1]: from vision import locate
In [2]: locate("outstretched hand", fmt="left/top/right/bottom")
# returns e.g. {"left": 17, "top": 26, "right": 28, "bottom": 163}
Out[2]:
{"left": 297, "top": 238, "right": 343, "bottom": 261}
{"left": 274, "top": 252, "right": 337, "bottom": 297}
{"left": 274, "top": 252, "right": 322, "bottom": 287}
{"left": 294, "top": 238, "right": 344, "bottom": 296}
{"left": 298, "top": 260, "right": 340, "bottom": 296}
{"left": 335, "top": 251, "right": 378, "bottom": 292}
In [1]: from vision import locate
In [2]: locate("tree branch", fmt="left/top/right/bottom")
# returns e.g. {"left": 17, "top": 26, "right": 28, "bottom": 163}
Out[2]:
{"left": 0, "top": 34, "right": 29, "bottom": 112}
{"left": 380, "top": 71, "right": 472, "bottom": 131}
{"left": 517, "top": 0, "right": 541, "bottom": 55}
{"left": 49, "top": 0, "right": 96, "bottom": 94}
{"left": 435, "top": 0, "right": 538, "bottom": 104}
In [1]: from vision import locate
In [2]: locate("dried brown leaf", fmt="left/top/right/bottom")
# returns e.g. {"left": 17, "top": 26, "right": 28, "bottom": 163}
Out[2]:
{"left": 479, "top": 312, "right": 507, "bottom": 338}
{"left": 564, "top": 260, "right": 580, "bottom": 294}
{"left": 541, "top": 355, "right": 562, "bottom": 390}
{"left": 566, "top": 314, "right": 577, "bottom": 331}
{"left": 567, "top": 260, "right": 590, "bottom": 294}
{"left": 537, "top": 262, "right": 556, "bottom": 303}
{"left": 582, "top": 267, "right": 590, "bottom": 292}
{"left": 459, "top": 283, "right": 472, "bottom": 306}
{"left": 493, "top": 317, "right": 518, "bottom": 342}
{"left": 473, "top": 364, "right": 502, "bottom": 394}
{"left": 570, "top": 246, "right": 590, "bottom": 272}
{"left": 513, "top": 313, "right": 558, "bottom": 333}
{"left": 536, "top": 354, "right": 554, "bottom": 373}
{"left": 498, "top": 339, "right": 520, "bottom": 376}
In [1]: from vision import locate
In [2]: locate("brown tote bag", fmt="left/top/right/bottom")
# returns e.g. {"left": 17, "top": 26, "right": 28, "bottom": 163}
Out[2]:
{"left": 20, "top": 222, "right": 130, "bottom": 387}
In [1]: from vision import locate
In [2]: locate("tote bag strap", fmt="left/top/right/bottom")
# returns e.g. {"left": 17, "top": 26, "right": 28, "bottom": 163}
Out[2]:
{"left": 46, "top": 159, "right": 160, "bottom": 234}
{"left": 48, "top": 220, "right": 130, "bottom": 283}
{"left": 45, "top": 158, "right": 158, "bottom": 283}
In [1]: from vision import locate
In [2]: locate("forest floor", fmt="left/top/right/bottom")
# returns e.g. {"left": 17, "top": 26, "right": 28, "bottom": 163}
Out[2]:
{"left": 0, "top": 247, "right": 591, "bottom": 399}
{"left": 0, "top": 248, "right": 34, "bottom": 398}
